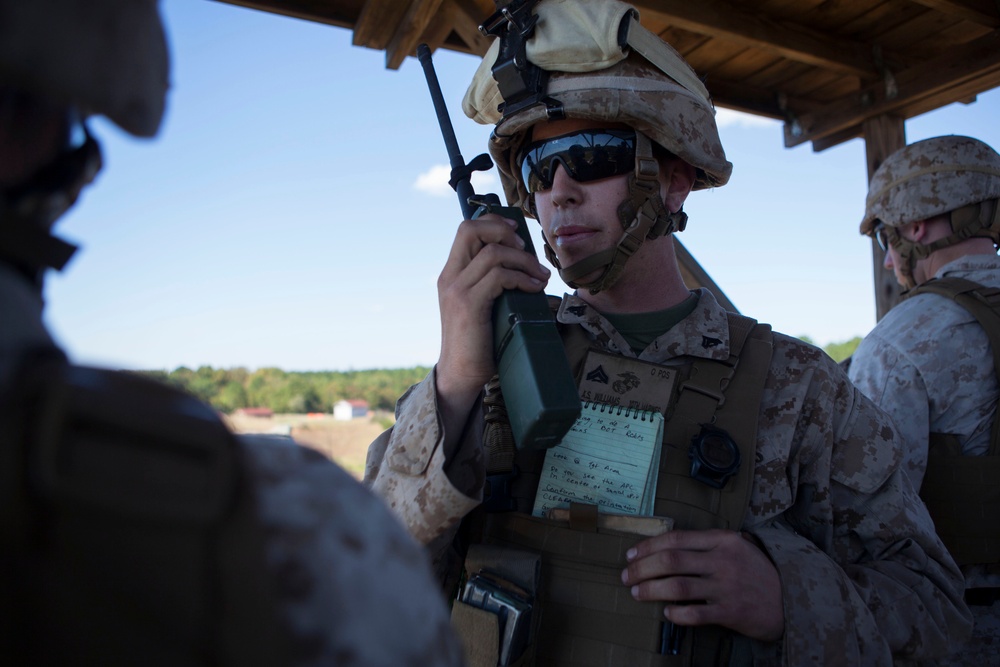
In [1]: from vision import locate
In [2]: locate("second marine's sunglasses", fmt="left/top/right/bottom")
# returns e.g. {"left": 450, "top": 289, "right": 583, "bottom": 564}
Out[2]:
{"left": 519, "top": 129, "right": 636, "bottom": 194}
{"left": 873, "top": 222, "right": 891, "bottom": 252}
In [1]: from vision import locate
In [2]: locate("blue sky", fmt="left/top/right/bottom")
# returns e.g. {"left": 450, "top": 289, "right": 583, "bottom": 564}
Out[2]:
{"left": 44, "top": 0, "right": 1000, "bottom": 372}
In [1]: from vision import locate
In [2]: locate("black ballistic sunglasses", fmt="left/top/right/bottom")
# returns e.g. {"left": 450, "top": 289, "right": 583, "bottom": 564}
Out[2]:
{"left": 873, "top": 222, "right": 891, "bottom": 252}
{"left": 519, "top": 129, "right": 636, "bottom": 194}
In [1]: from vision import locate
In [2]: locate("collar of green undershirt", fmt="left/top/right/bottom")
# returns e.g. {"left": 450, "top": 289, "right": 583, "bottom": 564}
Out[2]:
{"left": 600, "top": 290, "right": 700, "bottom": 354}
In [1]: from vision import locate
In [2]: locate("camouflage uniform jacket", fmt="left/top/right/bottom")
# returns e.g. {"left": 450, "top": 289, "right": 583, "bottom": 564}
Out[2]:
{"left": 848, "top": 254, "right": 1000, "bottom": 600}
{"left": 367, "top": 287, "right": 971, "bottom": 665}
{"left": 1, "top": 263, "right": 464, "bottom": 666}
{"left": 849, "top": 254, "right": 1000, "bottom": 488}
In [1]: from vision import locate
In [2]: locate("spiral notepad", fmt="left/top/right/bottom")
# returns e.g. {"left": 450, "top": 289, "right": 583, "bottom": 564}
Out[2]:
{"left": 531, "top": 401, "right": 664, "bottom": 518}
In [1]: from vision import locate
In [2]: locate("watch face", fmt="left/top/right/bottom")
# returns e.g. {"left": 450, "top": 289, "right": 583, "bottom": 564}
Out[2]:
{"left": 689, "top": 426, "right": 740, "bottom": 488}
{"left": 698, "top": 431, "right": 738, "bottom": 470}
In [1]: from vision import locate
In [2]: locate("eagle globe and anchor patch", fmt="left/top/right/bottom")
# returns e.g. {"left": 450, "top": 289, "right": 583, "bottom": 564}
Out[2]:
{"left": 577, "top": 350, "right": 677, "bottom": 415}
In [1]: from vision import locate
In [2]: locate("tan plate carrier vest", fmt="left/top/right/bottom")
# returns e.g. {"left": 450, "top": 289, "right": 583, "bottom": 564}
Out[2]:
{"left": 462, "top": 309, "right": 774, "bottom": 666}
{"left": 907, "top": 277, "right": 1000, "bottom": 567}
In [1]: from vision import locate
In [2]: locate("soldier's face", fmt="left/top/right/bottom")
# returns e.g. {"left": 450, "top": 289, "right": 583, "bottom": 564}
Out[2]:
{"left": 530, "top": 118, "right": 634, "bottom": 281}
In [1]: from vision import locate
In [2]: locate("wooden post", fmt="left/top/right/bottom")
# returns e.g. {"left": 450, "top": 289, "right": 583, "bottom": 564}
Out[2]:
{"left": 862, "top": 114, "right": 906, "bottom": 321}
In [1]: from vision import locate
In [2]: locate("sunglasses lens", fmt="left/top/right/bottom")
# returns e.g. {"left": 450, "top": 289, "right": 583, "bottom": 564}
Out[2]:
{"left": 874, "top": 224, "right": 888, "bottom": 252}
{"left": 520, "top": 129, "right": 635, "bottom": 193}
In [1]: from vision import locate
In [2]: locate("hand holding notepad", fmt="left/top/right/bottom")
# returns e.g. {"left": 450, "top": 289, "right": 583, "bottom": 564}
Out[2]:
{"left": 531, "top": 401, "right": 664, "bottom": 518}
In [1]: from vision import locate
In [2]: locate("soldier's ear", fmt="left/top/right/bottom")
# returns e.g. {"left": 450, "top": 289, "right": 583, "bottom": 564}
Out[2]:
{"left": 909, "top": 219, "right": 933, "bottom": 244}
{"left": 660, "top": 158, "right": 695, "bottom": 214}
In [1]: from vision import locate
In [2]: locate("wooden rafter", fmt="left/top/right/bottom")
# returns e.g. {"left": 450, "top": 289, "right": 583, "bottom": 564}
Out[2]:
{"left": 907, "top": 0, "right": 1000, "bottom": 28}
{"left": 443, "top": 0, "right": 492, "bottom": 56}
{"left": 385, "top": 0, "right": 447, "bottom": 69}
{"left": 785, "top": 29, "right": 1000, "bottom": 148}
{"left": 353, "top": 0, "right": 408, "bottom": 50}
{"left": 632, "top": 0, "right": 882, "bottom": 79}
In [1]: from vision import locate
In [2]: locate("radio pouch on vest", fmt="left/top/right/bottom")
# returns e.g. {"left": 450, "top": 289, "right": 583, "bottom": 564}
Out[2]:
{"left": 908, "top": 277, "right": 1000, "bottom": 565}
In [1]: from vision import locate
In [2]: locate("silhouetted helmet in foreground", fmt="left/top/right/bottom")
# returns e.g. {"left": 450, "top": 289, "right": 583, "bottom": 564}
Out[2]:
{"left": 0, "top": 0, "right": 169, "bottom": 138}
{"left": 0, "top": 0, "right": 169, "bottom": 282}
{"left": 463, "top": 0, "right": 731, "bottom": 293}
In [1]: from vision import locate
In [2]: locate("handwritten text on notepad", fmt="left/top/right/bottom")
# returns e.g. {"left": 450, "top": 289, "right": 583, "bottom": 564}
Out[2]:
{"left": 531, "top": 406, "right": 662, "bottom": 517}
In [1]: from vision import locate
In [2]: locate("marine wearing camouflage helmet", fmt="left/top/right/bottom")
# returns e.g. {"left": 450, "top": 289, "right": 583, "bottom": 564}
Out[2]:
{"left": 366, "top": 0, "right": 972, "bottom": 664}
{"left": 0, "top": 1, "right": 464, "bottom": 664}
{"left": 462, "top": 0, "right": 731, "bottom": 294}
{"left": 851, "top": 135, "right": 1000, "bottom": 665}
{"left": 860, "top": 135, "right": 1000, "bottom": 290}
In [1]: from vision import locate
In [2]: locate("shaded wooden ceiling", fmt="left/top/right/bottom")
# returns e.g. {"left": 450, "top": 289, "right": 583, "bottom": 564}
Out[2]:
{"left": 217, "top": 0, "right": 1000, "bottom": 153}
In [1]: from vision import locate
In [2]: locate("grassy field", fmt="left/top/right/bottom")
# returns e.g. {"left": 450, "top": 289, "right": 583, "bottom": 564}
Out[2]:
{"left": 224, "top": 412, "right": 390, "bottom": 478}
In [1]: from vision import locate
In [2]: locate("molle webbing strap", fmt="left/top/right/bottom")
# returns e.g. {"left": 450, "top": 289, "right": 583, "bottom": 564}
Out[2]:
{"left": 909, "top": 277, "right": 1000, "bottom": 565}
{"left": 655, "top": 314, "right": 772, "bottom": 531}
{"left": 483, "top": 375, "right": 517, "bottom": 476}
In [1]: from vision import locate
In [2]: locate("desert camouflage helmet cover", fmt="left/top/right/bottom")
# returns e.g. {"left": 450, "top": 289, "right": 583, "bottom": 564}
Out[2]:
{"left": 462, "top": 0, "right": 732, "bottom": 215}
{"left": 861, "top": 135, "right": 1000, "bottom": 234}
{"left": 0, "top": 0, "right": 169, "bottom": 138}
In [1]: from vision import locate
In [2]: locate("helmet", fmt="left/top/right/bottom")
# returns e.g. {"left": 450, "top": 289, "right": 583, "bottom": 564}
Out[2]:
{"left": 0, "top": 0, "right": 169, "bottom": 281}
{"left": 860, "top": 135, "right": 1000, "bottom": 288}
{"left": 0, "top": 0, "right": 169, "bottom": 138}
{"left": 462, "top": 0, "right": 731, "bottom": 293}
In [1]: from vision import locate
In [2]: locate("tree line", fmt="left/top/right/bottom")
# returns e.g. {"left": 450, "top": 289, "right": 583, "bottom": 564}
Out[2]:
{"left": 799, "top": 335, "right": 862, "bottom": 363}
{"left": 140, "top": 337, "right": 860, "bottom": 415}
{"left": 140, "top": 366, "right": 431, "bottom": 414}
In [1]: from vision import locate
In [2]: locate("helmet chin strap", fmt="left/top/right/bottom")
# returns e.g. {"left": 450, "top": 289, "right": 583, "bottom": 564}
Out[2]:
{"left": 889, "top": 200, "right": 1000, "bottom": 292}
{"left": 0, "top": 125, "right": 101, "bottom": 286}
{"left": 542, "top": 131, "right": 687, "bottom": 294}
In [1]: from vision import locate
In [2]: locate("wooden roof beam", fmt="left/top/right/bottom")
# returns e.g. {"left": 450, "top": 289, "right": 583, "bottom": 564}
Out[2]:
{"left": 418, "top": 2, "right": 458, "bottom": 55}
{"left": 907, "top": 0, "right": 1000, "bottom": 28}
{"left": 631, "top": 0, "right": 880, "bottom": 79}
{"left": 384, "top": 0, "right": 447, "bottom": 69}
{"left": 702, "top": 78, "right": 820, "bottom": 120}
{"left": 785, "top": 30, "right": 1000, "bottom": 149}
{"left": 450, "top": 0, "right": 493, "bottom": 56}
{"left": 353, "top": 0, "right": 409, "bottom": 50}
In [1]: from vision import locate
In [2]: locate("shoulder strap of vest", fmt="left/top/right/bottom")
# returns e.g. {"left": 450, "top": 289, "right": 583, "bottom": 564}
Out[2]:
{"left": 1, "top": 351, "right": 291, "bottom": 664}
{"left": 658, "top": 313, "right": 773, "bottom": 530}
{"left": 908, "top": 276, "right": 1000, "bottom": 455}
